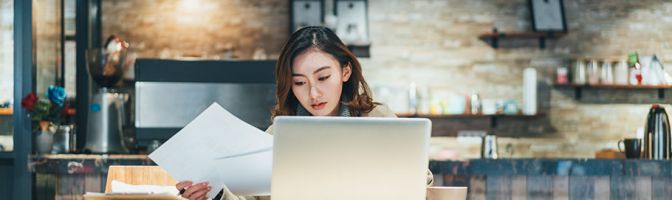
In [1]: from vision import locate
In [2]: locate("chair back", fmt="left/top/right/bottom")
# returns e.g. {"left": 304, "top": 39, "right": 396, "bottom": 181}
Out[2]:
{"left": 104, "top": 165, "right": 177, "bottom": 193}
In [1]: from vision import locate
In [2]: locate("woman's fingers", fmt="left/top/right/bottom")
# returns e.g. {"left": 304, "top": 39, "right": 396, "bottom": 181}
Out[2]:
{"left": 182, "top": 182, "right": 209, "bottom": 199}
{"left": 176, "top": 181, "right": 193, "bottom": 190}
{"left": 189, "top": 186, "right": 211, "bottom": 200}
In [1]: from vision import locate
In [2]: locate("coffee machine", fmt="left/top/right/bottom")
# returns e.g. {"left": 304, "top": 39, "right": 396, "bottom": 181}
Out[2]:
{"left": 83, "top": 45, "right": 131, "bottom": 153}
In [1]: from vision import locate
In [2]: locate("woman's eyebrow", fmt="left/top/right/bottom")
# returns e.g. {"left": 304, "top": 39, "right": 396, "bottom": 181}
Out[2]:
{"left": 292, "top": 66, "right": 331, "bottom": 76}
{"left": 313, "top": 66, "right": 331, "bottom": 74}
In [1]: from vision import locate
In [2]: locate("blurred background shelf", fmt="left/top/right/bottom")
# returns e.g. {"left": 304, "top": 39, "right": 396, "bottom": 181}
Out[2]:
{"left": 0, "top": 108, "right": 12, "bottom": 115}
{"left": 554, "top": 84, "right": 672, "bottom": 99}
{"left": 397, "top": 113, "right": 544, "bottom": 129}
{"left": 478, "top": 31, "right": 567, "bottom": 49}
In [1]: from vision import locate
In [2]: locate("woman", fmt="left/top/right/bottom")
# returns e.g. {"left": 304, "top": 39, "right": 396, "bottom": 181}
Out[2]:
{"left": 176, "top": 26, "right": 433, "bottom": 200}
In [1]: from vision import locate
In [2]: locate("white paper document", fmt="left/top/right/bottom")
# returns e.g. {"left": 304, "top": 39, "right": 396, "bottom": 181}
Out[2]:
{"left": 149, "top": 102, "right": 273, "bottom": 197}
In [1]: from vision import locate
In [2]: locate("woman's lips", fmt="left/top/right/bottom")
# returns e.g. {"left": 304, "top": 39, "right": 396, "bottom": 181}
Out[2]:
{"left": 311, "top": 102, "right": 327, "bottom": 110}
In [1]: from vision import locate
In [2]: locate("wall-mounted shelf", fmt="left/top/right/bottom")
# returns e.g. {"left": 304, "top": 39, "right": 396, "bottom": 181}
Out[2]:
{"left": 0, "top": 108, "right": 12, "bottom": 115}
{"left": 397, "top": 113, "right": 544, "bottom": 129}
{"left": 478, "top": 31, "right": 567, "bottom": 49}
{"left": 0, "top": 107, "right": 73, "bottom": 116}
{"left": 346, "top": 43, "right": 370, "bottom": 58}
{"left": 555, "top": 84, "right": 672, "bottom": 100}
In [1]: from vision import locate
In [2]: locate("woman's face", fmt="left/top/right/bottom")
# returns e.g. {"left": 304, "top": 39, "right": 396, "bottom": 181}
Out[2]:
{"left": 291, "top": 48, "right": 352, "bottom": 116}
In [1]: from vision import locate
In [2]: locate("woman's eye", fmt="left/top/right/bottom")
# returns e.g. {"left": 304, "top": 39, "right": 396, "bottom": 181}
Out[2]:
{"left": 294, "top": 81, "right": 306, "bottom": 86}
{"left": 318, "top": 75, "right": 331, "bottom": 81}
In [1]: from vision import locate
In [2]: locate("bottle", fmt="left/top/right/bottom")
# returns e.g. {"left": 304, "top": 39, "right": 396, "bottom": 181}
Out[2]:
{"left": 408, "top": 82, "right": 417, "bottom": 114}
{"left": 600, "top": 60, "right": 614, "bottom": 85}
{"left": 587, "top": 60, "right": 600, "bottom": 85}
{"left": 629, "top": 52, "right": 642, "bottom": 85}
{"left": 573, "top": 59, "right": 587, "bottom": 85}
{"left": 470, "top": 92, "right": 481, "bottom": 115}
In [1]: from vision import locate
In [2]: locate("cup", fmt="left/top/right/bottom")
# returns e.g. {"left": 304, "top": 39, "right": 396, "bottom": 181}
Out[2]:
{"left": 618, "top": 138, "right": 642, "bottom": 159}
{"left": 426, "top": 186, "right": 468, "bottom": 200}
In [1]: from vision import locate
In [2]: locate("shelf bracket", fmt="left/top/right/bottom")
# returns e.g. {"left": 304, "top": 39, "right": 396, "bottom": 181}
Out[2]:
{"left": 490, "top": 37, "right": 499, "bottom": 49}
{"left": 575, "top": 87, "right": 582, "bottom": 100}
{"left": 490, "top": 116, "right": 497, "bottom": 128}
{"left": 659, "top": 89, "right": 665, "bottom": 99}
{"left": 538, "top": 36, "right": 546, "bottom": 49}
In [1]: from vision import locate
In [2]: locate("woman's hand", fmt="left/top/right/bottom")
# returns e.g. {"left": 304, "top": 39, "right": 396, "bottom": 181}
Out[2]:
{"left": 176, "top": 181, "right": 212, "bottom": 200}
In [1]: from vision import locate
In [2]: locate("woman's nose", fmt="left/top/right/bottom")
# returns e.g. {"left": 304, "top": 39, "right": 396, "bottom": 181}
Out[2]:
{"left": 309, "top": 86, "right": 321, "bottom": 100}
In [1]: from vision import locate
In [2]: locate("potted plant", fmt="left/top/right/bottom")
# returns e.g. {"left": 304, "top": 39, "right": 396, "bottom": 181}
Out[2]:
{"left": 21, "top": 85, "right": 70, "bottom": 153}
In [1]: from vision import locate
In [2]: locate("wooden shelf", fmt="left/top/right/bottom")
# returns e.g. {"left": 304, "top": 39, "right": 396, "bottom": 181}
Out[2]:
{"left": 397, "top": 113, "right": 544, "bottom": 128}
{"left": 397, "top": 113, "right": 541, "bottom": 118}
{"left": 555, "top": 84, "right": 672, "bottom": 89}
{"left": 0, "top": 108, "right": 74, "bottom": 116}
{"left": 478, "top": 31, "right": 567, "bottom": 49}
{"left": 555, "top": 84, "right": 672, "bottom": 99}
{"left": 0, "top": 108, "right": 12, "bottom": 115}
{"left": 346, "top": 43, "right": 370, "bottom": 58}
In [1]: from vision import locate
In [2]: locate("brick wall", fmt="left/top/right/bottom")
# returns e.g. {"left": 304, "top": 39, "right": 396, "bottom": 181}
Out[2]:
{"left": 101, "top": 0, "right": 288, "bottom": 59}
{"left": 102, "top": 0, "right": 672, "bottom": 158}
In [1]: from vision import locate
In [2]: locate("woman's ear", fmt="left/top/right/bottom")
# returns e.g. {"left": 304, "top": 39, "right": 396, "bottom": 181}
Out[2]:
{"left": 342, "top": 63, "right": 352, "bottom": 82}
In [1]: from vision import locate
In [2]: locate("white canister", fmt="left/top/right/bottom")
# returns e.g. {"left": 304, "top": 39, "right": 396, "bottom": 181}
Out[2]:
{"left": 523, "top": 67, "right": 537, "bottom": 116}
{"left": 600, "top": 61, "right": 614, "bottom": 84}
{"left": 573, "top": 60, "right": 587, "bottom": 85}
{"left": 587, "top": 60, "right": 600, "bottom": 85}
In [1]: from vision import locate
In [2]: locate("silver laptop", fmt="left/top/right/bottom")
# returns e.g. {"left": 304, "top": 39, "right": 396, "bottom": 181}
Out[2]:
{"left": 271, "top": 116, "right": 431, "bottom": 200}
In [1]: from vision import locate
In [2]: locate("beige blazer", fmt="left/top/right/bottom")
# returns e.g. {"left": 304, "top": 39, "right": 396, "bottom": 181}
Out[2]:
{"left": 219, "top": 104, "right": 433, "bottom": 200}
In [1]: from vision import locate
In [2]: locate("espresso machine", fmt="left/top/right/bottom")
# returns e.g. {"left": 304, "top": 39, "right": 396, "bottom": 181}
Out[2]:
{"left": 83, "top": 44, "right": 131, "bottom": 153}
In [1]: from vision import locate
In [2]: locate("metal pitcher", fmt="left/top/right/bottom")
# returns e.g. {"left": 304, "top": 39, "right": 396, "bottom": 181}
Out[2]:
{"left": 481, "top": 135, "right": 498, "bottom": 159}
{"left": 643, "top": 104, "right": 671, "bottom": 160}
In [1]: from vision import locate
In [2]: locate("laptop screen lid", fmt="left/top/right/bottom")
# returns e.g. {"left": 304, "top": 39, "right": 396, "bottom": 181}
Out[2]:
{"left": 271, "top": 116, "right": 431, "bottom": 200}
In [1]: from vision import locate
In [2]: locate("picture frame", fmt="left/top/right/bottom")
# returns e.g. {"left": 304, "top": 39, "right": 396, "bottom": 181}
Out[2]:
{"left": 529, "top": 0, "right": 568, "bottom": 32}
{"left": 290, "top": 0, "right": 325, "bottom": 33}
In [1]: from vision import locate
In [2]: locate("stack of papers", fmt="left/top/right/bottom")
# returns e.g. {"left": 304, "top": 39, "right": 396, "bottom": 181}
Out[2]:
{"left": 110, "top": 180, "right": 179, "bottom": 195}
{"left": 83, "top": 192, "right": 182, "bottom": 200}
{"left": 148, "top": 103, "right": 273, "bottom": 197}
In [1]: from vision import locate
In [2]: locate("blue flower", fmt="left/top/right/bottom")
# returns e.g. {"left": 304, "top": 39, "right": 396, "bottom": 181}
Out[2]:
{"left": 46, "top": 85, "right": 67, "bottom": 107}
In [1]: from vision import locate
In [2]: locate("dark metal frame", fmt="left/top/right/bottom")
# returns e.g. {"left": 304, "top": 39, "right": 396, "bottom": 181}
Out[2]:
{"left": 59, "top": 0, "right": 65, "bottom": 87}
{"left": 75, "top": 0, "right": 102, "bottom": 150}
{"left": 3, "top": 0, "right": 101, "bottom": 198}
{"left": 12, "top": 0, "right": 34, "bottom": 199}
{"left": 135, "top": 59, "right": 277, "bottom": 83}
{"left": 528, "top": 0, "right": 568, "bottom": 33}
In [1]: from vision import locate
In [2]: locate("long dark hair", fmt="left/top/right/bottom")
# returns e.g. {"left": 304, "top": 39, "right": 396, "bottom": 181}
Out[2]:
{"left": 271, "top": 26, "right": 377, "bottom": 119}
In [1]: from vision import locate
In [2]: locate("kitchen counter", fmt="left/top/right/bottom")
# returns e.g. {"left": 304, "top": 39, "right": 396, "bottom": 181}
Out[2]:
{"left": 30, "top": 154, "right": 153, "bottom": 174}
{"left": 30, "top": 155, "right": 672, "bottom": 199}
{"left": 429, "top": 158, "right": 672, "bottom": 176}
{"left": 30, "top": 154, "right": 672, "bottom": 176}
{"left": 430, "top": 159, "right": 672, "bottom": 199}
